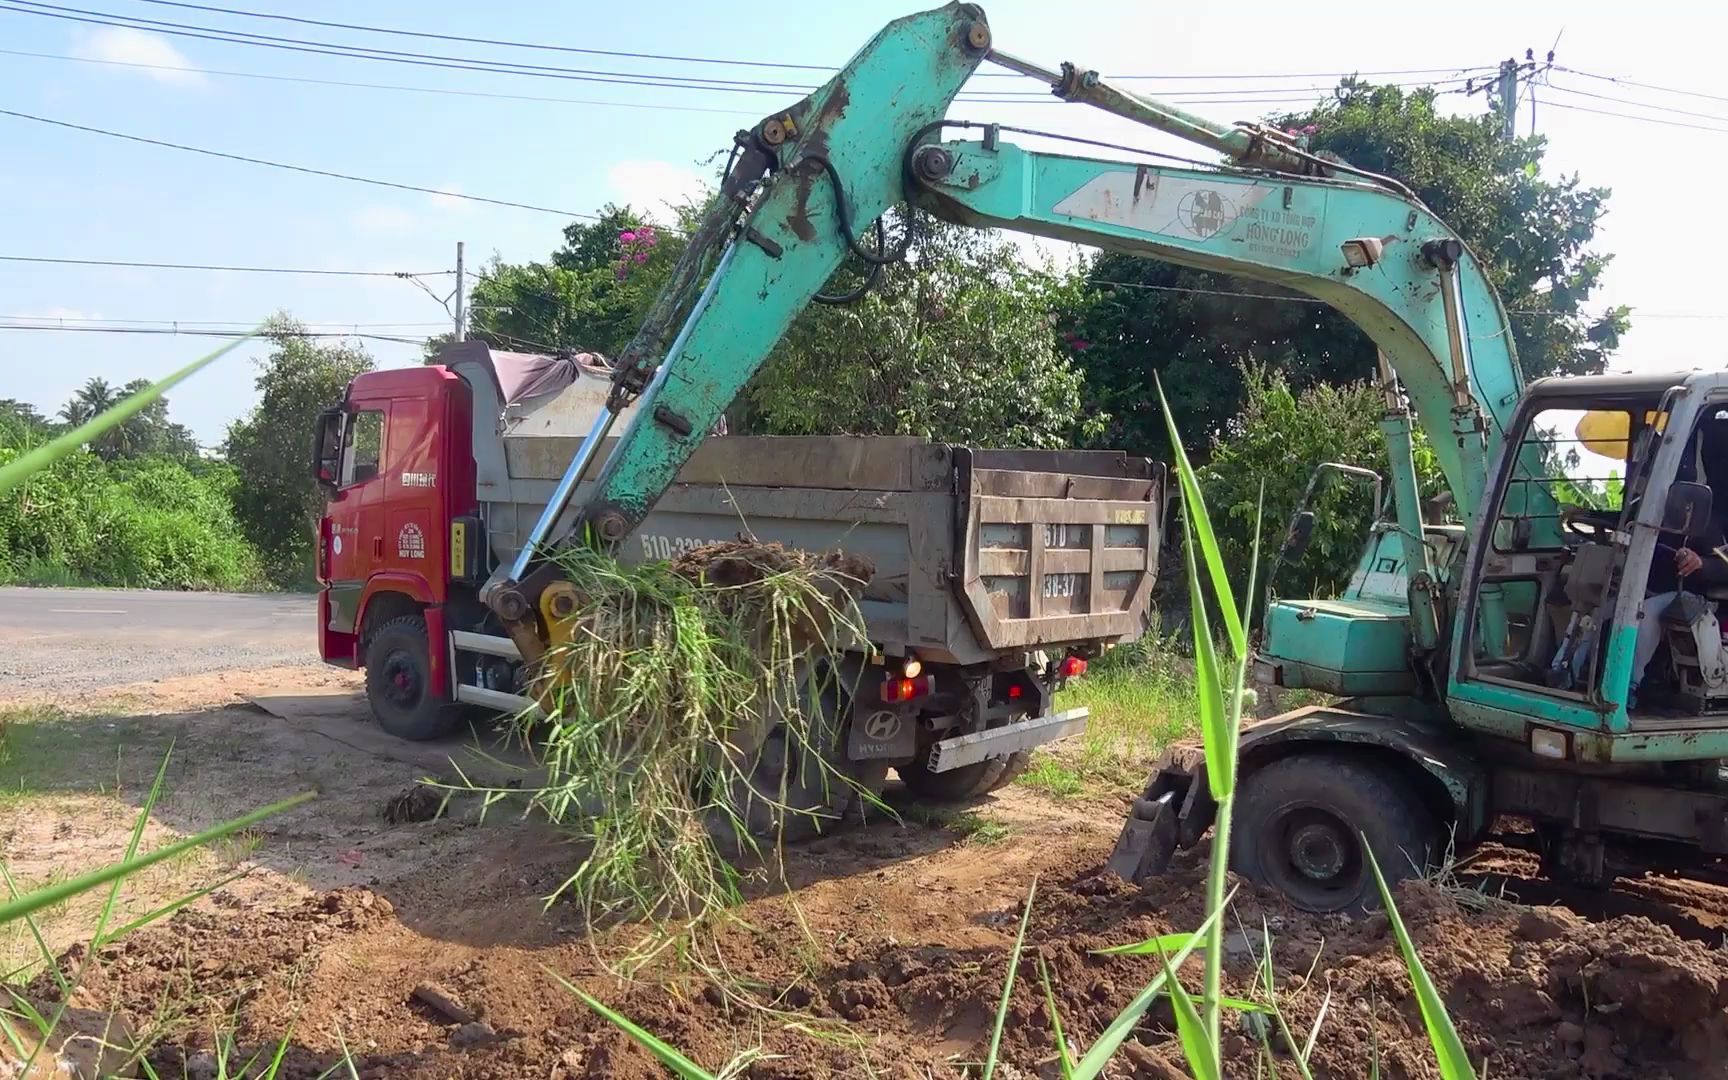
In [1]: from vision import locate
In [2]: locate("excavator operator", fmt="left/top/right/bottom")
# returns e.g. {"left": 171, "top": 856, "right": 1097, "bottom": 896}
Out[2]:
{"left": 1629, "top": 412, "right": 1728, "bottom": 707}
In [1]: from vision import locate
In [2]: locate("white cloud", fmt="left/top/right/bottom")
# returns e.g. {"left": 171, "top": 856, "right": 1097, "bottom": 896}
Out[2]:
{"left": 605, "top": 160, "right": 708, "bottom": 224}
{"left": 74, "top": 27, "right": 204, "bottom": 87}
{"left": 351, "top": 204, "right": 417, "bottom": 234}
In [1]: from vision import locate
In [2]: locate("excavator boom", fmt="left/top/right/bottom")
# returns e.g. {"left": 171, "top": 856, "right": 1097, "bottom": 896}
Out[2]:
{"left": 484, "top": 1, "right": 1530, "bottom": 669}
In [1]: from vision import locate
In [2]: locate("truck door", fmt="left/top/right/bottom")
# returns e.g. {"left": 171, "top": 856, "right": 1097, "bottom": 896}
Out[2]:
{"left": 325, "top": 404, "right": 387, "bottom": 626}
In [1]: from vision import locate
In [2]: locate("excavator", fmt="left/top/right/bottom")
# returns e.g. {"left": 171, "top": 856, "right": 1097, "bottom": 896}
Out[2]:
{"left": 480, "top": 3, "right": 1728, "bottom": 913}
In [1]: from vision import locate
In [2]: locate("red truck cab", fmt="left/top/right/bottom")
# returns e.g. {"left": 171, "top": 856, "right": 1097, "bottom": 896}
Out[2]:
{"left": 311, "top": 365, "right": 477, "bottom": 738}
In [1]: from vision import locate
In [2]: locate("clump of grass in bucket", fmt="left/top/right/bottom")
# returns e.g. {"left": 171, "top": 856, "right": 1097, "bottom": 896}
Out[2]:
{"left": 521, "top": 540, "right": 877, "bottom": 937}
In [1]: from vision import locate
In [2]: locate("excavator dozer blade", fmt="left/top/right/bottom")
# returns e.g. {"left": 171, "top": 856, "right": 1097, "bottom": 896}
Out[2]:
{"left": 1106, "top": 742, "right": 1216, "bottom": 887}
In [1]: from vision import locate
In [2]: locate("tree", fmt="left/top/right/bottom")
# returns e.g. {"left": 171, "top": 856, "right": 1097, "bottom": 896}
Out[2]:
{"left": 59, "top": 377, "right": 115, "bottom": 429}
{"left": 455, "top": 204, "right": 693, "bottom": 361}
{"left": 744, "top": 218, "right": 1097, "bottom": 448}
{"left": 1201, "top": 365, "right": 1445, "bottom": 599}
{"left": 0, "top": 399, "right": 51, "bottom": 446}
{"left": 225, "top": 315, "right": 374, "bottom": 586}
{"left": 1068, "top": 81, "right": 1627, "bottom": 460}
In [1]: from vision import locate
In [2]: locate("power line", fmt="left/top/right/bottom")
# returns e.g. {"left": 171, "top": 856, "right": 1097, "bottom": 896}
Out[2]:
{"left": 0, "top": 47, "right": 763, "bottom": 115}
{"left": 1541, "top": 99, "right": 1728, "bottom": 135}
{"left": 1546, "top": 80, "right": 1728, "bottom": 125}
{"left": 0, "top": 106, "right": 592, "bottom": 217}
{"left": 0, "top": 324, "right": 426, "bottom": 342}
{"left": 1553, "top": 64, "right": 1728, "bottom": 106}
{"left": 106, "top": 0, "right": 1497, "bottom": 84}
{"left": 0, "top": 3, "right": 1483, "bottom": 104}
{"left": 0, "top": 254, "right": 453, "bottom": 276}
{"left": 0, "top": 315, "right": 446, "bottom": 327}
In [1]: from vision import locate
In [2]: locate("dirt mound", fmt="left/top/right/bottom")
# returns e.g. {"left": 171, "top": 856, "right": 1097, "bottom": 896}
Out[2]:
{"left": 20, "top": 794, "right": 1728, "bottom": 1078}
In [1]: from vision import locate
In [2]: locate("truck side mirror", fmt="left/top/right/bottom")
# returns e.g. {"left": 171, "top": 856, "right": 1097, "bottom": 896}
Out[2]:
{"left": 1280, "top": 511, "right": 1317, "bottom": 563}
{"left": 311, "top": 407, "right": 344, "bottom": 496}
{"left": 1663, "top": 481, "right": 1713, "bottom": 534}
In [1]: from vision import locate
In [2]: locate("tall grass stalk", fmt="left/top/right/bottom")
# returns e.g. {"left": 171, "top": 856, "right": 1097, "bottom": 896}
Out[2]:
{"left": 1156, "top": 375, "right": 1259, "bottom": 1048}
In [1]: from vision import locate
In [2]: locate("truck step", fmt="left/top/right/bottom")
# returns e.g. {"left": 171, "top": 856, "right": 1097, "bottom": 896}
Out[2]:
{"left": 926, "top": 708, "right": 1089, "bottom": 772}
{"left": 453, "top": 684, "right": 539, "bottom": 716}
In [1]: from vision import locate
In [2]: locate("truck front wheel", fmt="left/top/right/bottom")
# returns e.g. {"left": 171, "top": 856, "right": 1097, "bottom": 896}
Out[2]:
{"left": 363, "top": 614, "right": 462, "bottom": 741}
{"left": 1232, "top": 753, "right": 1436, "bottom": 914}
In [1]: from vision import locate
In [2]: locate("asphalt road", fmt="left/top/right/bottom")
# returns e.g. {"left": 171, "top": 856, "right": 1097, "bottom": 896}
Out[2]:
{"left": 0, "top": 587, "right": 318, "bottom": 695}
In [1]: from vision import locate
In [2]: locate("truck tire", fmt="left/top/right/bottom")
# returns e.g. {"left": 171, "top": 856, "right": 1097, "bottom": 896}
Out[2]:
{"left": 363, "top": 614, "right": 463, "bottom": 742}
{"left": 899, "top": 748, "right": 1033, "bottom": 802}
{"left": 1232, "top": 752, "right": 1436, "bottom": 914}
{"left": 709, "top": 663, "right": 888, "bottom": 850}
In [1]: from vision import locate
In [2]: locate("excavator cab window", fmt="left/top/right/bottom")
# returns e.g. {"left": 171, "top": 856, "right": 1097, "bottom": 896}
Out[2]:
{"left": 1470, "top": 405, "right": 1638, "bottom": 690}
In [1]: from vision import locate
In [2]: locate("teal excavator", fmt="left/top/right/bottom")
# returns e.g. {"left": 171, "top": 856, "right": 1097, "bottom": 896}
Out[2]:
{"left": 485, "top": 4, "right": 1728, "bottom": 911}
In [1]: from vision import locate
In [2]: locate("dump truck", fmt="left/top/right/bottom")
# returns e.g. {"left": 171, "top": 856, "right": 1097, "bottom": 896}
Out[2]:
{"left": 312, "top": 341, "right": 1163, "bottom": 807}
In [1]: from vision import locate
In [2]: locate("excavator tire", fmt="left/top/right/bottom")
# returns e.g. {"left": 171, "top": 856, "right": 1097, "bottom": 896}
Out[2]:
{"left": 363, "top": 614, "right": 463, "bottom": 742}
{"left": 1232, "top": 751, "right": 1435, "bottom": 914}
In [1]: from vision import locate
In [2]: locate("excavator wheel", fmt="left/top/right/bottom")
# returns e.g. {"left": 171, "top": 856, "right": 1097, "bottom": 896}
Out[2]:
{"left": 708, "top": 661, "right": 889, "bottom": 851}
{"left": 1231, "top": 752, "right": 1437, "bottom": 914}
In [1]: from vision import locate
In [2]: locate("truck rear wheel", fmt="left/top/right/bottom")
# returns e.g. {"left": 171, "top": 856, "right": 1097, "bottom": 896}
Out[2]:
{"left": 363, "top": 614, "right": 462, "bottom": 742}
{"left": 1232, "top": 753, "right": 1436, "bottom": 914}
{"left": 710, "top": 663, "right": 888, "bottom": 849}
{"left": 899, "top": 749, "right": 1033, "bottom": 802}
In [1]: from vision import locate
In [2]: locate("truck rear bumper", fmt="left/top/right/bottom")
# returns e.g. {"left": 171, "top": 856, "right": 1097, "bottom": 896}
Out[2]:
{"left": 926, "top": 708, "right": 1089, "bottom": 772}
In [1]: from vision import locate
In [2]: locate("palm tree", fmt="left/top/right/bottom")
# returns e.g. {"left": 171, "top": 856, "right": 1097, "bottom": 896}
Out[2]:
{"left": 58, "top": 378, "right": 124, "bottom": 457}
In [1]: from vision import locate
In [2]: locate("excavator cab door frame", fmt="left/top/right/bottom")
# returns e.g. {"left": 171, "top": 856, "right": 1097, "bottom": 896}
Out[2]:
{"left": 1446, "top": 372, "right": 1728, "bottom": 761}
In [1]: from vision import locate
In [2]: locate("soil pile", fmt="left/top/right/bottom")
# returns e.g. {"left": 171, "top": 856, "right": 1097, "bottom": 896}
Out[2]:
{"left": 21, "top": 819, "right": 1728, "bottom": 1079}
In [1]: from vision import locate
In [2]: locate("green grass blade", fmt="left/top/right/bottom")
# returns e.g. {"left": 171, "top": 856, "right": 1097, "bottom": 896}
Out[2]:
{"left": 1037, "top": 957, "right": 1075, "bottom": 1080}
{"left": 1181, "top": 509, "right": 1233, "bottom": 801}
{"left": 1219, "top": 995, "right": 1270, "bottom": 1014}
{"left": 547, "top": 968, "right": 718, "bottom": 1080}
{"left": 1156, "top": 374, "right": 1244, "bottom": 658}
{"left": 95, "top": 871, "right": 248, "bottom": 947}
{"left": 0, "top": 336, "right": 253, "bottom": 497}
{"left": 1158, "top": 946, "right": 1221, "bottom": 1080}
{"left": 0, "top": 791, "right": 313, "bottom": 926}
{"left": 1366, "top": 843, "right": 1476, "bottom": 1079}
{"left": 983, "top": 874, "right": 1038, "bottom": 1080}
{"left": 1091, "top": 931, "right": 1200, "bottom": 957}
{"left": 1073, "top": 888, "right": 1232, "bottom": 1080}
{"left": 94, "top": 747, "right": 173, "bottom": 948}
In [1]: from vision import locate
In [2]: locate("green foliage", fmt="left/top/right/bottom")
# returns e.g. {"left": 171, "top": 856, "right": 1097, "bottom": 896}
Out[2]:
{"left": 1068, "top": 80, "right": 1624, "bottom": 459}
{"left": 1201, "top": 365, "right": 1446, "bottom": 598}
{"left": 461, "top": 205, "right": 696, "bottom": 359}
{"left": 744, "top": 220, "right": 1098, "bottom": 449}
{"left": 0, "top": 446, "right": 260, "bottom": 589}
{"left": 53, "top": 378, "right": 197, "bottom": 461}
{"left": 225, "top": 317, "right": 373, "bottom": 587}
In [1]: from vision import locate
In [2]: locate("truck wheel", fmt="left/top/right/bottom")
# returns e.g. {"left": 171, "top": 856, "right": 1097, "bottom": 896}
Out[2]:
{"left": 899, "top": 748, "right": 1032, "bottom": 802}
{"left": 710, "top": 664, "right": 888, "bottom": 849}
{"left": 363, "top": 615, "right": 462, "bottom": 742}
{"left": 1232, "top": 753, "right": 1436, "bottom": 914}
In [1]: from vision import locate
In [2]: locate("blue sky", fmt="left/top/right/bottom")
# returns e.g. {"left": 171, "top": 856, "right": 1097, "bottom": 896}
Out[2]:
{"left": 2, "top": 0, "right": 1724, "bottom": 446}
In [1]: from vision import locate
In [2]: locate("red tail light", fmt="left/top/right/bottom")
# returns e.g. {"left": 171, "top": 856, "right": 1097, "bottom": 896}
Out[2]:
{"left": 1007, "top": 683, "right": 1024, "bottom": 700}
{"left": 1060, "top": 654, "right": 1088, "bottom": 678}
{"left": 881, "top": 675, "right": 934, "bottom": 702}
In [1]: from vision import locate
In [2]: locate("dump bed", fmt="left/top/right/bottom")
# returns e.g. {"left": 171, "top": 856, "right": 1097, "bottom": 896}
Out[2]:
{"left": 480, "top": 433, "right": 1162, "bottom": 665}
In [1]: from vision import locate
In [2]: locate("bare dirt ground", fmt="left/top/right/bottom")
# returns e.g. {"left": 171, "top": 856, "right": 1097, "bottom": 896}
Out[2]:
{"left": 10, "top": 668, "right": 1728, "bottom": 1078}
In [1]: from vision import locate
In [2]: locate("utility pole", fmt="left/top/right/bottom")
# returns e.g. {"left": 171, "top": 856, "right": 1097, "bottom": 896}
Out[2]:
{"left": 453, "top": 241, "right": 467, "bottom": 342}
{"left": 1495, "top": 58, "right": 1521, "bottom": 142}
{"left": 1468, "top": 46, "right": 1553, "bottom": 142}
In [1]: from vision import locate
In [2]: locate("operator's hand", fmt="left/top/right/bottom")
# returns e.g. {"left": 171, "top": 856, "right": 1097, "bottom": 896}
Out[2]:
{"left": 1677, "top": 547, "right": 1705, "bottom": 577}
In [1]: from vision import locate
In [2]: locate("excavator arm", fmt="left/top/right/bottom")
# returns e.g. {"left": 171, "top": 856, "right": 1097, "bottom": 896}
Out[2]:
{"left": 485, "top": 1, "right": 1528, "bottom": 657}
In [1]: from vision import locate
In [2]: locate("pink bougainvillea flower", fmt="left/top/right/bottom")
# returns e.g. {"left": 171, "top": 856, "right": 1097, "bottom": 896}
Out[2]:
{"left": 619, "top": 230, "right": 637, "bottom": 245}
